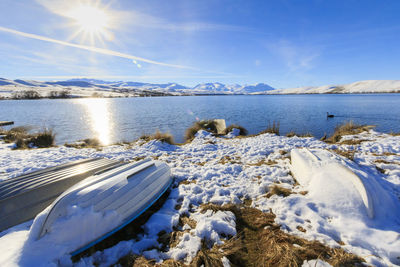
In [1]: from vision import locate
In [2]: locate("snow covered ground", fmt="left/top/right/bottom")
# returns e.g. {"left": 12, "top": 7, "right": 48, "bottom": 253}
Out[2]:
{"left": 2, "top": 77, "right": 400, "bottom": 97}
{"left": 0, "top": 129, "right": 400, "bottom": 266}
{"left": 261, "top": 80, "right": 400, "bottom": 94}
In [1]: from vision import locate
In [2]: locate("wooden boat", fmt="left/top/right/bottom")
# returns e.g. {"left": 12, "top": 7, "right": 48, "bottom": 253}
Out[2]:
{"left": 0, "top": 158, "right": 123, "bottom": 232}
{"left": 29, "top": 159, "right": 172, "bottom": 256}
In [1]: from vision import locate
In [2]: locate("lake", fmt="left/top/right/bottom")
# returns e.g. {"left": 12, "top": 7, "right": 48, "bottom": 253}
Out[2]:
{"left": 1, "top": 94, "right": 400, "bottom": 145}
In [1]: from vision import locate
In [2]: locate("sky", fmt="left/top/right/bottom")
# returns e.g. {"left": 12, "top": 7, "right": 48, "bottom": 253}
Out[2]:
{"left": 0, "top": 0, "right": 399, "bottom": 88}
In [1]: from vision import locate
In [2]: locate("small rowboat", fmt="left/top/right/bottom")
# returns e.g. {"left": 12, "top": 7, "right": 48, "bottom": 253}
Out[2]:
{"left": 29, "top": 159, "right": 172, "bottom": 256}
{"left": 0, "top": 158, "right": 122, "bottom": 232}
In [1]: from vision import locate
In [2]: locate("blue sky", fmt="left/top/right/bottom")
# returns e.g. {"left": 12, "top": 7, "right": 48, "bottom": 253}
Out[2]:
{"left": 0, "top": 0, "right": 399, "bottom": 88}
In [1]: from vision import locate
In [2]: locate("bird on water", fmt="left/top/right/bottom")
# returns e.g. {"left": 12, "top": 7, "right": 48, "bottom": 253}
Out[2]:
{"left": 327, "top": 112, "right": 334, "bottom": 118}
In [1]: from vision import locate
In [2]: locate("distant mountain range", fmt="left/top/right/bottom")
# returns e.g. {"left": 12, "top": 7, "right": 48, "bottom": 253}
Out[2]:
{"left": 0, "top": 77, "right": 275, "bottom": 97}
{"left": 0, "top": 77, "right": 399, "bottom": 98}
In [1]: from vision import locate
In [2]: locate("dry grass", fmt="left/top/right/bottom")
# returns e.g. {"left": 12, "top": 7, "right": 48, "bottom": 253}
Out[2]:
{"left": 140, "top": 130, "right": 175, "bottom": 145}
{"left": 223, "top": 124, "right": 248, "bottom": 136}
{"left": 218, "top": 155, "right": 241, "bottom": 165}
{"left": 286, "top": 131, "right": 314, "bottom": 138}
{"left": 191, "top": 236, "right": 243, "bottom": 267}
{"left": 248, "top": 159, "right": 277, "bottom": 166}
{"left": 265, "top": 185, "right": 293, "bottom": 198}
{"left": 296, "top": 226, "right": 307, "bottom": 233}
{"left": 389, "top": 131, "right": 400, "bottom": 136}
{"left": 259, "top": 121, "right": 280, "bottom": 136}
{"left": 374, "top": 159, "right": 397, "bottom": 165}
{"left": 65, "top": 138, "right": 101, "bottom": 148}
{"left": 132, "top": 156, "right": 147, "bottom": 161}
{"left": 339, "top": 139, "right": 371, "bottom": 145}
{"left": 372, "top": 152, "right": 398, "bottom": 156}
{"left": 30, "top": 129, "right": 55, "bottom": 148}
{"left": 115, "top": 204, "right": 364, "bottom": 267}
{"left": 1, "top": 126, "right": 31, "bottom": 143}
{"left": 325, "top": 121, "right": 373, "bottom": 143}
{"left": 184, "top": 120, "right": 220, "bottom": 142}
{"left": 178, "top": 215, "right": 197, "bottom": 229}
{"left": 1, "top": 126, "right": 55, "bottom": 149}
{"left": 157, "top": 230, "right": 186, "bottom": 250}
{"left": 330, "top": 149, "right": 356, "bottom": 161}
{"left": 375, "top": 166, "right": 386, "bottom": 174}
{"left": 178, "top": 180, "right": 197, "bottom": 186}
{"left": 198, "top": 204, "right": 364, "bottom": 267}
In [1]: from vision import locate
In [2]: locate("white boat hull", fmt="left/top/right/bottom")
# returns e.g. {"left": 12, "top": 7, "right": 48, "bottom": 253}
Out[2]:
{"left": 290, "top": 148, "right": 399, "bottom": 220}
{"left": 28, "top": 159, "right": 172, "bottom": 255}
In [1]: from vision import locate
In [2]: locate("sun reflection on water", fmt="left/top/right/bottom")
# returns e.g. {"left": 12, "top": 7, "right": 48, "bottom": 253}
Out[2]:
{"left": 78, "top": 98, "right": 113, "bottom": 145}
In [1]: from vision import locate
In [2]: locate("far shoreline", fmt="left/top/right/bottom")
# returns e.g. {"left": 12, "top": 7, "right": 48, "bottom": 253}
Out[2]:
{"left": 1, "top": 91, "right": 400, "bottom": 100}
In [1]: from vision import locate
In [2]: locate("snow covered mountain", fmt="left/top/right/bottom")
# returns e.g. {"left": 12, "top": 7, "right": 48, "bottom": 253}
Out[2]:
{"left": 191, "top": 82, "right": 274, "bottom": 94}
{"left": 1, "top": 77, "right": 398, "bottom": 98}
{"left": 258, "top": 80, "right": 400, "bottom": 94}
{"left": 0, "top": 78, "right": 275, "bottom": 97}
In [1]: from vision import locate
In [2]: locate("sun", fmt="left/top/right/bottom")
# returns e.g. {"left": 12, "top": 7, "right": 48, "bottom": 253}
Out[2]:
{"left": 70, "top": 5, "right": 109, "bottom": 33}
{"left": 66, "top": 2, "right": 114, "bottom": 45}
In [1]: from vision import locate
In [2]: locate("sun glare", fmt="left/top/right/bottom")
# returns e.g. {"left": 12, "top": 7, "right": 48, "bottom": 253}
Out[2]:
{"left": 67, "top": 3, "right": 114, "bottom": 45}
{"left": 70, "top": 5, "right": 109, "bottom": 33}
{"left": 78, "top": 98, "right": 113, "bottom": 146}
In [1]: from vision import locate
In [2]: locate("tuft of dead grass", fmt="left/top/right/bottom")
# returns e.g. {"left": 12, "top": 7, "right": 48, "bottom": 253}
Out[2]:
{"left": 248, "top": 159, "right": 277, "bottom": 166}
{"left": 218, "top": 155, "right": 241, "bottom": 165}
{"left": 1, "top": 126, "right": 30, "bottom": 144}
{"left": 140, "top": 130, "right": 175, "bottom": 145}
{"left": 325, "top": 121, "right": 373, "bottom": 143}
{"left": 1, "top": 126, "right": 55, "bottom": 149}
{"left": 389, "top": 131, "right": 400, "bottom": 136}
{"left": 223, "top": 124, "right": 248, "bottom": 136}
{"left": 265, "top": 185, "right": 293, "bottom": 198}
{"left": 374, "top": 159, "right": 395, "bottom": 165}
{"left": 184, "top": 120, "right": 226, "bottom": 142}
{"left": 178, "top": 180, "right": 197, "bottom": 186}
{"left": 30, "top": 129, "right": 55, "bottom": 148}
{"left": 65, "top": 138, "right": 101, "bottom": 148}
{"left": 330, "top": 149, "right": 356, "bottom": 161}
{"left": 286, "top": 131, "right": 314, "bottom": 138}
{"left": 191, "top": 236, "right": 243, "bottom": 267}
{"left": 296, "top": 226, "right": 307, "bottom": 233}
{"left": 178, "top": 215, "right": 197, "bottom": 229}
{"left": 339, "top": 139, "right": 371, "bottom": 145}
{"left": 259, "top": 121, "right": 280, "bottom": 136}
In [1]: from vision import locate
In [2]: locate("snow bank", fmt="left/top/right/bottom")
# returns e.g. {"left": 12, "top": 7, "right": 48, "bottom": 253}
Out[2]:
{"left": 0, "top": 130, "right": 399, "bottom": 266}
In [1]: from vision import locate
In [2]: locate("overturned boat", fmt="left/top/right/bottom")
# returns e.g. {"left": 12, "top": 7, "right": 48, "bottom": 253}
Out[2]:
{"left": 28, "top": 158, "right": 172, "bottom": 256}
{"left": 0, "top": 158, "right": 123, "bottom": 232}
{"left": 290, "top": 148, "right": 399, "bottom": 220}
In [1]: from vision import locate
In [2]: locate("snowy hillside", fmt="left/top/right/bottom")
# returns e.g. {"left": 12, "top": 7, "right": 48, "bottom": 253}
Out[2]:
{"left": 1, "top": 77, "right": 399, "bottom": 98}
{"left": 191, "top": 82, "right": 274, "bottom": 94}
{"left": 259, "top": 80, "right": 400, "bottom": 94}
{"left": 0, "top": 78, "right": 184, "bottom": 98}
{"left": 0, "top": 78, "right": 274, "bottom": 98}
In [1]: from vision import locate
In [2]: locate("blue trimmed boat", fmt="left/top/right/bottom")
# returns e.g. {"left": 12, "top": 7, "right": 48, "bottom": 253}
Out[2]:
{"left": 28, "top": 159, "right": 172, "bottom": 255}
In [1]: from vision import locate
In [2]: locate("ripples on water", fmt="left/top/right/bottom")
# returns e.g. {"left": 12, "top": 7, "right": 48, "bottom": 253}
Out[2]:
{"left": 1, "top": 94, "right": 400, "bottom": 144}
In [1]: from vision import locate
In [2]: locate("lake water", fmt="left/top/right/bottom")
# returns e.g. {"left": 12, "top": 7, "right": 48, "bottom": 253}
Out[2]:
{"left": 1, "top": 94, "right": 400, "bottom": 145}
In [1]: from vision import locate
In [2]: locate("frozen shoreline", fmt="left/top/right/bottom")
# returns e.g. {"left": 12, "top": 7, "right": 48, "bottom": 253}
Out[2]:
{"left": 0, "top": 130, "right": 400, "bottom": 266}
